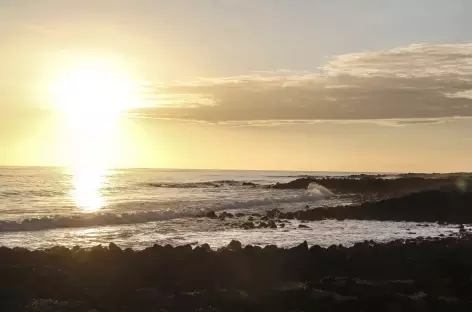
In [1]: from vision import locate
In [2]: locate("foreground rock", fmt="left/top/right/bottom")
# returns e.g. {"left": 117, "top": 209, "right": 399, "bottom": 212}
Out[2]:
{"left": 2, "top": 234, "right": 472, "bottom": 311}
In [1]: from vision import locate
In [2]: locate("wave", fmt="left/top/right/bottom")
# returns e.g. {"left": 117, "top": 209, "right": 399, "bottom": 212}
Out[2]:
{"left": 0, "top": 192, "right": 330, "bottom": 233}
{"left": 0, "top": 190, "right": 67, "bottom": 197}
{"left": 264, "top": 175, "right": 313, "bottom": 178}
{"left": 307, "top": 183, "right": 334, "bottom": 197}
{"left": 144, "top": 180, "right": 262, "bottom": 188}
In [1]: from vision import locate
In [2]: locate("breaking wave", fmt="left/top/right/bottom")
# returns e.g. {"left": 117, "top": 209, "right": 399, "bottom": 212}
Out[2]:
{"left": 0, "top": 192, "right": 330, "bottom": 233}
{"left": 307, "top": 183, "right": 334, "bottom": 197}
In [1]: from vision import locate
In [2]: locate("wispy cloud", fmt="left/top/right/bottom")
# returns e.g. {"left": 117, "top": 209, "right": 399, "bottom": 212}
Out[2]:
{"left": 132, "top": 43, "right": 472, "bottom": 123}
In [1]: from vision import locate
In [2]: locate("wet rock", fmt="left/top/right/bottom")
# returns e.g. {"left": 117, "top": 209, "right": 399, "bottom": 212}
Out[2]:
{"left": 205, "top": 211, "right": 217, "bottom": 219}
{"left": 200, "top": 243, "right": 211, "bottom": 252}
{"left": 241, "top": 221, "right": 255, "bottom": 230}
{"left": 108, "top": 242, "right": 121, "bottom": 252}
{"left": 291, "top": 241, "right": 308, "bottom": 253}
{"left": 272, "top": 178, "right": 315, "bottom": 189}
{"left": 258, "top": 222, "right": 268, "bottom": 228}
{"left": 4, "top": 232, "right": 472, "bottom": 312}
{"left": 290, "top": 189, "right": 472, "bottom": 224}
{"left": 235, "top": 213, "right": 245, "bottom": 218}
{"left": 268, "top": 220, "right": 277, "bottom": 229}
{"left": 91, "top": 244, "right": 105, "bottom": 253}
{"left": 248, "top": 216, "right": 254, "bottom": 221}
{"left": 283, "top": 212, "right": 296, "bottom": 219}
{"left": 220, "top": 211, "right": 234, "bottom": 218}
{"left": 266, "top": 208, "right": 282, "bottom": 218}
{"left": 175, "top": 244, "right": 192, "bottom": 254}
{"left": 298, "top": 224, "right": 310, "bottom": 229}
{"left": 263, "top": 245, "right": 278, "bottom": 252}
{"left": 226, "top": 240, "right": 242, "bottom": 251}
{"left": 272, "top": 175, "right": 462, "bottom": 194}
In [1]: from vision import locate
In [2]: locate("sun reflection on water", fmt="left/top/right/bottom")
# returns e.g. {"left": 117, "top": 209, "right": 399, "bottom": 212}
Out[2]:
{"left": 70, "top": 167, "right": 109, "bottom": 212}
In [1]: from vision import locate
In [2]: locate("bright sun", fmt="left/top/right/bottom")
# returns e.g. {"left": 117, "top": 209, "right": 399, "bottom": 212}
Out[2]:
{"left": 51, "top": 60, "right": 137, "bottom": 120}
{"left": 50, "top": 60, "right": 138, "bottom": 166}
{"left": 50, "top": 58, "right": 139, "bottom": 212}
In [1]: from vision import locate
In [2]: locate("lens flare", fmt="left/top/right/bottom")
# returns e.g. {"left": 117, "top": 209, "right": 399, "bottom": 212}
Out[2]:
{"left": 455, "top": 176, "right": 468, "bottom": 192}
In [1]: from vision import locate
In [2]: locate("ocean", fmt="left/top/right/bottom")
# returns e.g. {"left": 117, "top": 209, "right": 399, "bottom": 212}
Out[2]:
{"left": 0, "top": 167, "right": 460, "bottom": 249}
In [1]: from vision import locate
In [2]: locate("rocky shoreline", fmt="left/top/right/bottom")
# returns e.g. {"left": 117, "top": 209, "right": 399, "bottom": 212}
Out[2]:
{"left": 1, "top": 233, "right": 472, "bottom": 311}
{"left": 2, "top": 176, "right": 472, "bottom": 311}
{"left": 270, "top": 175, "right": 466, "bottom": 194}
{"left": 201, "top": 189, "right": 472, "bottom": 230}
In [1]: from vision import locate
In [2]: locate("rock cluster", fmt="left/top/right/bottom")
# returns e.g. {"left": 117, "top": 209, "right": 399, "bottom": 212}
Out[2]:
{"left": 271, "top": 176, "right": 467, "bottom": 195}
{"left": 204, "top": 189, "right": 472, "bottom": 227}
{"left": 284, "top": 189, "right": 472, "bottom": 224}
{"left": 2, "top": 234, "right": 472, "bottom": 311}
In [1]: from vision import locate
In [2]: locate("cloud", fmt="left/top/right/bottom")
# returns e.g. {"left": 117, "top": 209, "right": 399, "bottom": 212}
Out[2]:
{"left": 131, "top": 43, "right": 472, "bottom": 123}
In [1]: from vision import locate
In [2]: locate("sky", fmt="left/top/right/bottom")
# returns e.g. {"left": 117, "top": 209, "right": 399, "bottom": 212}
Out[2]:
{"left": 1, "top": 0, "right": 472, "bottom": 172}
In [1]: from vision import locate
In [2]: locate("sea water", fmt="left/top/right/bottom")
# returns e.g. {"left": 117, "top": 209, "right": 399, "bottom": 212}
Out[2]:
{"left": 0, "top": 167, "right": 460, "bottom": 249}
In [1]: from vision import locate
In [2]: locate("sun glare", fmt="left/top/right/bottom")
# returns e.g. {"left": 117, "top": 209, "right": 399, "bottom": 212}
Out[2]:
{"left": 50, "top": 58, "right": 138, "bottom": 212}
{"left": 51, "top": 60, "right": 137, "bottom": 121}
{"left": 70, "top": 167, "right": 108, "bottom": 212}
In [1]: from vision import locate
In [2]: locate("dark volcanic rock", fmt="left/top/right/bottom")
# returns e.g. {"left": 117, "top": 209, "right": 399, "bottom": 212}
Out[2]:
{"left": 3, "top": 235, "right": 472, "bottom": 311}
{"left": 108, "top": 242, "right": 121, "bottom": 252}
{"left": 272, "top": 178, "right": 314, "bottom": 189}
{"left": 266, "top": 208, "right": 281, "bottom": 218}
{"left": 241, "top": 221, "right": 255, "bottom": 230}
{"left": 220, "top": 211, "right": 234, "bottom": 218}
{"left": 289, "top": 189, "right": 472, "bottom": 224}
{"left": 270, "top": 175, "right": 466, "bottom": 194}
{"left": 205, "top": 211, "right": 217, "bottom": 219}
{"left": 226, "top": 240, "right": 242, "bottom": 251}
{"left": 258, "top": 222, "right": 268, "bottom": 228}
{"left": 200, "top": 243, "right": 211, "bottom": 252}
{"left": 298, "top": 224, "right": 310, "bottom": 229}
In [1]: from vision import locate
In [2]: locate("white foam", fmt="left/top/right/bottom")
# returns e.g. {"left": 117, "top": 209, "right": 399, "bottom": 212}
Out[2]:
{"left": 0, "top": 192, "right": 330, "bottom": 232}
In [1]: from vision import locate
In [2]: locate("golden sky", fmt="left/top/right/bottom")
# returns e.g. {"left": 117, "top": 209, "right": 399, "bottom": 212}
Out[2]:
{"left": 1, "top": 1, "right": 472, "bottom": 172}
